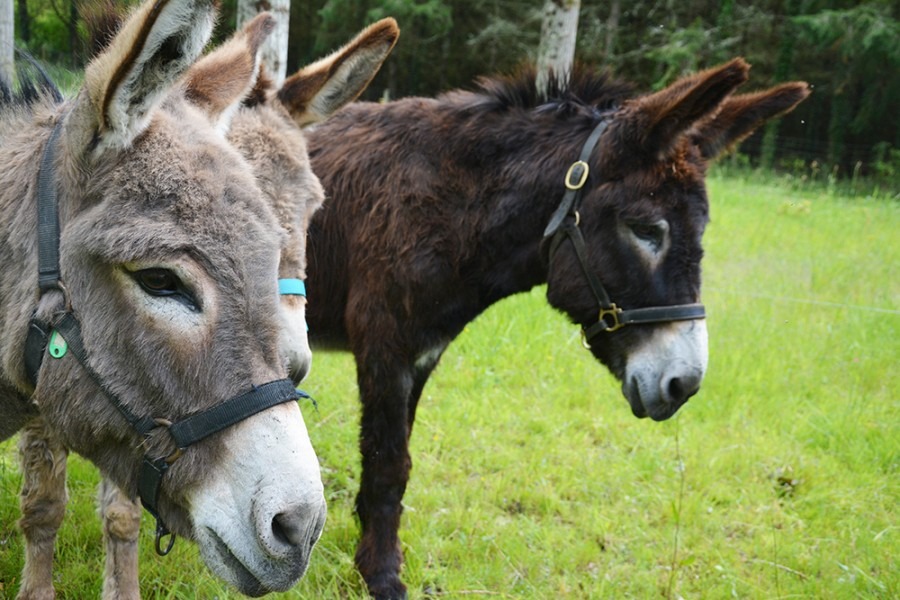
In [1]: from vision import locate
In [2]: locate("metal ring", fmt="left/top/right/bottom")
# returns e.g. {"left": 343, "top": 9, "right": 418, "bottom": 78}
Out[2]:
{"left": 565, "top": 161, "right": 590, "bottom": 190}
{"left": 155, "top": 522, "right": 176, "bottom": 556}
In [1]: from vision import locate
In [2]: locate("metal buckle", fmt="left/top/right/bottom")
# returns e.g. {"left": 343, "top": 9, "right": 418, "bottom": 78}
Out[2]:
{"left": 599, "top": 304, "right": 624, "bottom": 332}
{"left": 153, "top": 418, "right": 185, "bottom": 464}
{"left": 565, "top": 160, "right": 589, "bottom": 190}
{"left": 580, "top": 329, "right": 592, "bottom": 349}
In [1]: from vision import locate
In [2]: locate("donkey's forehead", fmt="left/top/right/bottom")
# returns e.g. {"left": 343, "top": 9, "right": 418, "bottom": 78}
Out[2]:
{"left": 105, "top": 108, "right": 276, "bottom": 218}
{"left": 79, "top": 107, "right": 284, "bottom": 260}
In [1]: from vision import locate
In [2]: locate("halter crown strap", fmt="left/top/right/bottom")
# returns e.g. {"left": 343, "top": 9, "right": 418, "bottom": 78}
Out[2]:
{"left": 36, "top": 123, "right": 64, "bottom": 292}
{"left": 543, "top": 121, "right": 609, "bottom": 240}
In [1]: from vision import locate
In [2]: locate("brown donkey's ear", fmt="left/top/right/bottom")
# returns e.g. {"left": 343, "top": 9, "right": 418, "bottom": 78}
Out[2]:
{"left": 277, "top": 18, "right": 400, "bottom": 127}
{"left": 610, "top": 58, "right": 751, "bottom": 163}
{"left": 183, "top": 13, "right": 276, "bottom": 129}
{"left": 75, "top": 0, "right": 217, "bottom": 151}
{"left": 693, "top": 82, "right": 811, "bottom": 160}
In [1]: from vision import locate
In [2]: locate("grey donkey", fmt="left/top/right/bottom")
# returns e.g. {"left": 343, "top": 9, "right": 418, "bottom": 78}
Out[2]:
{"left": 1, "top": 0, "right": 332, "bottom": 596}
{"left": 9, "top": 10, "right": 400, "bottom": 600}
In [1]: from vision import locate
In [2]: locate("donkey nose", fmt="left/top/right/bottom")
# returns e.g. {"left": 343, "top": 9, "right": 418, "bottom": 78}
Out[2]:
{"left": 255, "top": 489, "right": 326, "bottom": 559}
{"left": 661, "top": 368, "right": 703, "bottom": 408}
{"left": 271, "top": 500, "right": 326, "bottom": 550}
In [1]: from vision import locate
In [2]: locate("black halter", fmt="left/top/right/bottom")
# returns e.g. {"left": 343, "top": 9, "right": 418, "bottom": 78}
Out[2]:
{"left": 24, "top": 119, "right": 307, "bottom": 555}
{"left": 542, "top": 119, "right": 706, "bottom": 347}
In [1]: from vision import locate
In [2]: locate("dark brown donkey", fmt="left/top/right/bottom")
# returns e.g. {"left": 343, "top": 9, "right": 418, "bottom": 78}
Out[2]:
{"left": 303, "top": 61, "right": 809, "bottom": 598}
{"left": 1, "top": 0, "right": 326, "bottom": 597}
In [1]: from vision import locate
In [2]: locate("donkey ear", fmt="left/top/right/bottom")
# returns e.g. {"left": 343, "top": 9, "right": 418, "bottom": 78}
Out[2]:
{"left": 183, "top": 12, "right": 276, "bottom": 130}
{"left": 277, "top": 18, "right": 399, "bottom": 126}
{"left": 694, "top": 82, "right": 811, "bottom": 160}
{"left": 78, "top": 0, "right": 217, "bottom": 149}
{"left": 619, "top": 58, "right": 751, "bottom": 160}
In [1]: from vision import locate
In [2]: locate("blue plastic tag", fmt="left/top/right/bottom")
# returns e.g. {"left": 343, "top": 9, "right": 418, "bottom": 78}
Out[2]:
{"left": 278, "top": 278, "right": 306, "bottom": 296}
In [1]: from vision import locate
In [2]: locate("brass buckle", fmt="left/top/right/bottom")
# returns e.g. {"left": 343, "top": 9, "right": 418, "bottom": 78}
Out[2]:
{"left": 153, "top": 418, "right": 184, "bottom": 464}
{"left": 580, "top": 329, "right": 592, "bottom": 349}
{"left": 599, "top": 304, "right": 624, "bottom": 332}
{"left": 565, "top": 160, "right": 589, "bottom": 190}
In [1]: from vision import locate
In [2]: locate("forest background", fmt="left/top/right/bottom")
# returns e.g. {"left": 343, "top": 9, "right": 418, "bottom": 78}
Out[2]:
{"left": 5, "top": 0, "right": 899, "bottom": 185}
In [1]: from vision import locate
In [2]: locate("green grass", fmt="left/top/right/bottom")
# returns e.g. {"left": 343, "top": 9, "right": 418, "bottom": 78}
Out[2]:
{"left": 1, "top": 173, "right": 897, "bottom": 599}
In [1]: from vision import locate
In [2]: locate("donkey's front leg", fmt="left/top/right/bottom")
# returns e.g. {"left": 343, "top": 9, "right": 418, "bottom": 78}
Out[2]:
{"left": 354, "top": 357, "right": 414, "bottom": 600}
{"left": 99, "top": 478, "right": 142, "bottom": 599}
{"left": 17, "top": 418, "right": 68, "bottom": 600}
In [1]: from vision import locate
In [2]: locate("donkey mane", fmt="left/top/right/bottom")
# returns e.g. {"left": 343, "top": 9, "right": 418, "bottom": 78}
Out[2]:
{"left": 444, "top": 64, "right": 634, "bottom": 118}
{"left": 0, "top": 55, "right": 63, "bottom": 111}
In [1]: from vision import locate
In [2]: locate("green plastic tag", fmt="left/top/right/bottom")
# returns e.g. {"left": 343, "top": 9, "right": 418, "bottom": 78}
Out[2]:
{"left": 48, "top": 330, "right": 68, "bottom": 359}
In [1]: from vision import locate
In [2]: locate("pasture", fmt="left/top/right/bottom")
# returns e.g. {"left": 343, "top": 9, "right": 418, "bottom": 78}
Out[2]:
{"left": 1, "top": 172, "right": 896, "bottom": 598}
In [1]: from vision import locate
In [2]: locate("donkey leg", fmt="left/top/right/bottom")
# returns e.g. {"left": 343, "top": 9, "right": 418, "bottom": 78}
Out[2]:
{"left": 406, "top": 357, "right": 441, "bottom": 437}
{"left": 16, "top": 418, "right": 68, "bottom": 600}
{"left": 354, "top": 358, "right": 414, "bottom": 600}
{"left": 99, "top": 477, "right": 142, "bottom": 600}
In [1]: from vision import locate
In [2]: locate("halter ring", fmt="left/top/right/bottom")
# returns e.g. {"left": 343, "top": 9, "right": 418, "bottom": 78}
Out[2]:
{"left": 565, "top": 161, "right": 590, "bottom": 190}
{"left": 598, "top": 305, "right": 624, "bottom": 332}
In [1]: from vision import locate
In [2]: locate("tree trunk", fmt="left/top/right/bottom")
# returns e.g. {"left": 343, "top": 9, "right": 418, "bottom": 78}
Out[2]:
{"left": 604, "top": 0, "right": 620, "bottom": 61}
{"left": 0, "top": 0, "right": 13, "bottom": 83}
{"left": 536, "top": 0, "right": 580, "bottom": 96}
{"left": 237, "top": 0, "right": 290, "bottom": 87}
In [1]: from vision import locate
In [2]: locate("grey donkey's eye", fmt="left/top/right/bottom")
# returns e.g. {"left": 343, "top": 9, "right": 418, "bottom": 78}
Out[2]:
{"left": 131, "top": 268, "right": 201, "bottom": 312}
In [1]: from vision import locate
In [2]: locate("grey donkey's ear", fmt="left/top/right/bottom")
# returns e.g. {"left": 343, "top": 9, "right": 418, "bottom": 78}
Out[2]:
{"left": 76, "top": 0, "right": 218, "bottom": 151}
{"left": 183, "top": 12, "right": 276, "bottom": 130}
{"left": 277, "top": 18, "right": 400, "bottom": 127}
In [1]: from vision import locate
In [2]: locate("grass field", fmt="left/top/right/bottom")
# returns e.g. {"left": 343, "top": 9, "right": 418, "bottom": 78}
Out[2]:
{"left": 0, "top": 173, "right": 897, "bottom": 599}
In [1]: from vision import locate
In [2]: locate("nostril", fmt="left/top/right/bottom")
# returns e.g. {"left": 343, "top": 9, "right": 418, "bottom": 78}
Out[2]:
{"left": 664, "top": 371, "right": 702, "bottom": 405}
{"left": 271, "top": 509, "right": 306, "bottom": 547}
{"left": 265, "top": 498, "right": 326, "bottom": 555}
{"left": 667, "top": 377, "right": 686, "bottom": 403}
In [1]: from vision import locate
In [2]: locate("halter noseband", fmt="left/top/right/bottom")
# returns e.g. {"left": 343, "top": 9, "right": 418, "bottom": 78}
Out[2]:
{"left": 542, "top": 119, "right": 706, "bottom": 347}
{"left": 24, "top": 119, "right": 307, "bottom": 555}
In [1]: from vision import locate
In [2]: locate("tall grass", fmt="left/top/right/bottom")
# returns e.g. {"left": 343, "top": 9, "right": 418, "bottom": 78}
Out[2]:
{"left": 0, "top": 173, "right": 896, "bottom": 599}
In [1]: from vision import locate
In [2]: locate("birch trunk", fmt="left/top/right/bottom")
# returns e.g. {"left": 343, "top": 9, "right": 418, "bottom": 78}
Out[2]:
{"left": 0, "top": 0, "right": 13, "bottom": 83}
{"left": 536, "top": 0, "right": 580, "bottom": 96}
{"left": 237, "top": 0, "right": 290, "bottom": 87}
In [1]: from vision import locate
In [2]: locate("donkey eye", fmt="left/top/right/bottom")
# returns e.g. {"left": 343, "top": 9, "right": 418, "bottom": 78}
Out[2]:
{"left": 134, "top": 268, "right": 178, "bottom": 294}
{"left": 131, "top": 268, "right": 200, "bottom": 311}
{"left": 628, "top": 220, "right": 669, "bottom": 249}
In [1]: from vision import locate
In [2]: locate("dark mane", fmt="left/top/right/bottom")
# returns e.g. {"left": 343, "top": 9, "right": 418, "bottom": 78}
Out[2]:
{"left": 0, "top": 52, "right": 63, "bottom": 111}
{"left": 442, "top": 63, "right": 634, "bottom": 117}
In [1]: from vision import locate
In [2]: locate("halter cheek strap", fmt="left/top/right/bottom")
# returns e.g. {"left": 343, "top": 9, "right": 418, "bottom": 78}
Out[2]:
{"left": 25, "top": 118, "right": 307, "bottom": 556}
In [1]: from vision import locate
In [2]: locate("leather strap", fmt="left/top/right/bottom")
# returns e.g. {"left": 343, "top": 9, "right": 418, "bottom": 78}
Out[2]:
{"left": 36, "top": 122, "right": 64, "bottom": 293}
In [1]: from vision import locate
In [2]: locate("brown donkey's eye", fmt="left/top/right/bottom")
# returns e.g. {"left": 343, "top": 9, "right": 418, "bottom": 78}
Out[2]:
{"left": 628, "top": 220, "right": 668, "bottom": 250}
